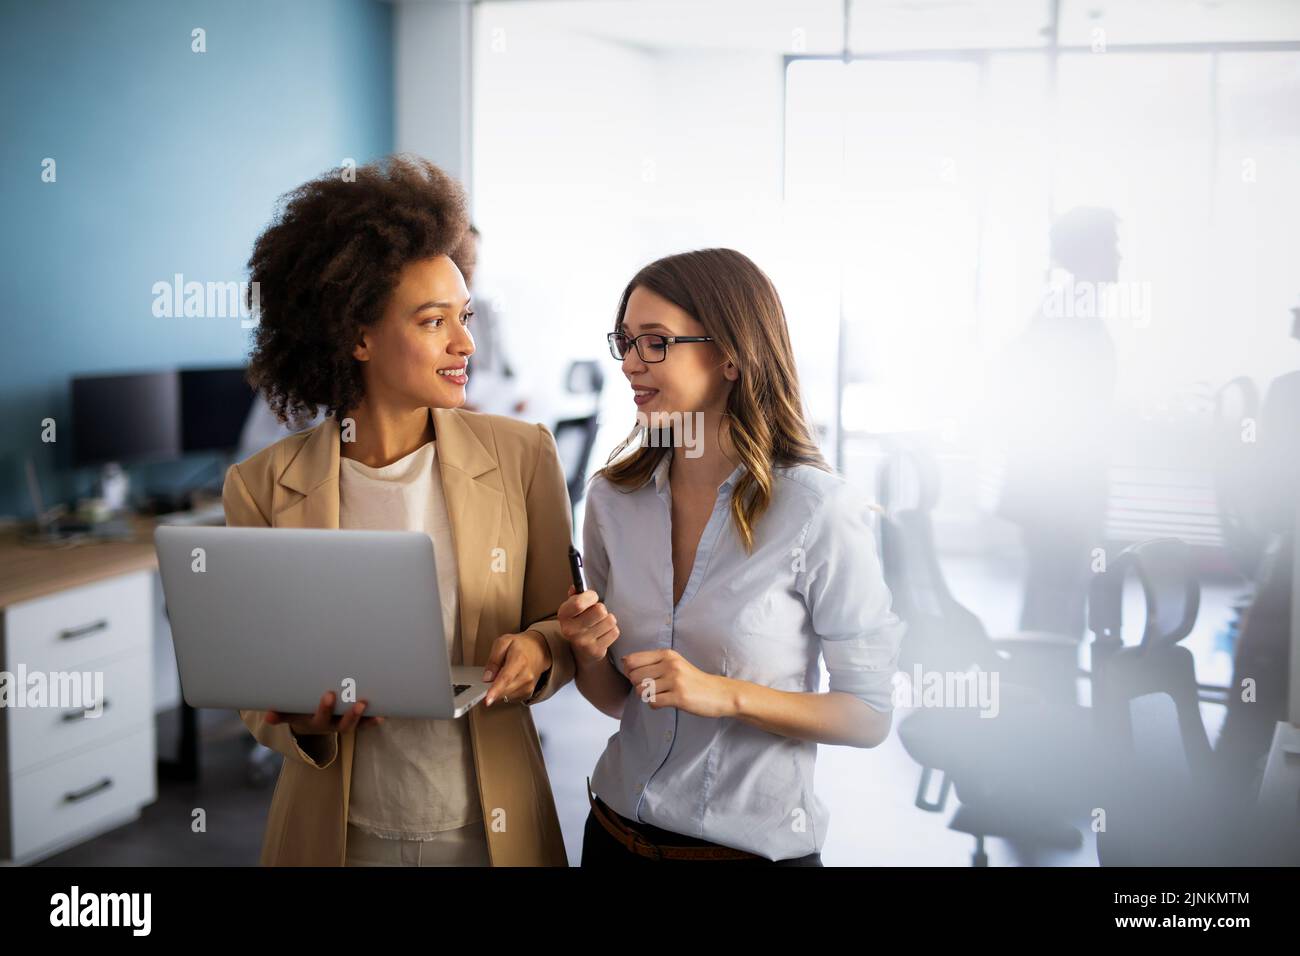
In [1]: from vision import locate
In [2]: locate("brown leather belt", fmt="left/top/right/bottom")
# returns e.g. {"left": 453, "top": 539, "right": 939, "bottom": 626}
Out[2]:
{"left": 585, "top": 778, "right": 761, "bottom": 862}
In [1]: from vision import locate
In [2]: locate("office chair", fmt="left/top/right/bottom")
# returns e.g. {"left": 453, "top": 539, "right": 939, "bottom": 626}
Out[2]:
{"left": 552, "top": 359, "right": 606, "bottom": 520}
{"left": 878, "top": 441, "right": 1084, "bottom": 703}
{"left": 565, "top": 359, "right": 605, "bottom": 396}
{"left": 878, "top": 439, "right": 1101, "bottom": 865}
{"left": 1086, "top": 537, "right": 1256, "bottom": 864}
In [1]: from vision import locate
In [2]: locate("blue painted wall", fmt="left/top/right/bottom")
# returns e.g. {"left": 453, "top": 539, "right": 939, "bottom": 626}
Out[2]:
{"left": 0, "top": 0, "right": 394, "bottom": 517}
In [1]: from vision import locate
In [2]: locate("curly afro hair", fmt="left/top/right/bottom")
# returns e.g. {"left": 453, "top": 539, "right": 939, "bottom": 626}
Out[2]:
{"left": 244, "top": 154, "right": 472, "bottom": 426}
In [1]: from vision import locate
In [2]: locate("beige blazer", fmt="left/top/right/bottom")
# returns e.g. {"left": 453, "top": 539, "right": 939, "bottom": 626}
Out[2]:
{"left": 221, "top": 408, "right": 576, "bottom": 866}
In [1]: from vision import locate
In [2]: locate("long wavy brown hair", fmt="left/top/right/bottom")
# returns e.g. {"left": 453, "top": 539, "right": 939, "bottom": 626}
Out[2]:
{"left": 597, "top": 248, "right": 829, "bottom": 553}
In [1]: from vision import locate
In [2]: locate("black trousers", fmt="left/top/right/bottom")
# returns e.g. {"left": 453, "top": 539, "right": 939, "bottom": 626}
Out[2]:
{"left": 1017, "top": 520, "right": 1096, "bottom": 640}
{"left": 580, "top": 799, "right": 823, "bottom": 867}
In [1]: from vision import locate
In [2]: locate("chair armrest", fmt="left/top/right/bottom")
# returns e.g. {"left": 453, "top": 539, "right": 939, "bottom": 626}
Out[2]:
{"left": 989, "top": 631, "right": 1083, "bottom": 702}
{"left": 989, "top": 630, "right": 1079, "bottom": 651}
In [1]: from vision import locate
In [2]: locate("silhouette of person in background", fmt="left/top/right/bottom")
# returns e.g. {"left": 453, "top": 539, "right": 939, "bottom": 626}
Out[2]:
{"left": 995, "top": 207, "right": 1120, "bottom": 640}
{"left": 1215, "top": 302, "right": 1300, "bottom": 791}
{"left": 1254, "top": 303, "right": 1300, "bottom": 535}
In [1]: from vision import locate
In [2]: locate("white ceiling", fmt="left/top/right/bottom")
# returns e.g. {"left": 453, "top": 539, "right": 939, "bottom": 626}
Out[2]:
{"left": 470, "top": 0, "right": 1300, "bottom": 54}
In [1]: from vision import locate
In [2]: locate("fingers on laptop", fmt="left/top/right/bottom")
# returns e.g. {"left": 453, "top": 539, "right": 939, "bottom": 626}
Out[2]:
{"left": 264, "top": 692, "right": 383, "bottom": 732}
{"left": 330, "top": 695, "right": 384, "bottom": 730}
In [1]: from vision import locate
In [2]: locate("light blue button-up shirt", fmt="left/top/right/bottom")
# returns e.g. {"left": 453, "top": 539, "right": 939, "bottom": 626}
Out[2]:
{"left": 584, "top": 451, "right": 905, "bottom": 861}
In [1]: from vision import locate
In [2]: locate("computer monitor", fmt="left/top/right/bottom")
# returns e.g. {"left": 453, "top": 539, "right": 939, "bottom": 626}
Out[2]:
{"left": 71, "top": 370, "right": 181, "bottom": 467}
{"left": 180, "top": 366, "right": 258, "bottom": 453}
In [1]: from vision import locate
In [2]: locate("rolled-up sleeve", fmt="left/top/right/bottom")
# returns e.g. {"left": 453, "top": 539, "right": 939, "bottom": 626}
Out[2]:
{"left": 796, "top": 481, "right": 906, "bottom": 713}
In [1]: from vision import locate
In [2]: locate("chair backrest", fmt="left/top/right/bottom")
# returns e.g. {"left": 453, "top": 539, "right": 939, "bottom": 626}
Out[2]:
{"left": 1087, "top": 538, "right": 1212, "bottom": 785}
{"left": 877, "top": 441, "right": 1000, "bottom": 674}
{"left": 1088, "top": 538, "right": 1200, "bottom": 650}
{"left": 564, "top": 360, "right": 605, "bottom": 395}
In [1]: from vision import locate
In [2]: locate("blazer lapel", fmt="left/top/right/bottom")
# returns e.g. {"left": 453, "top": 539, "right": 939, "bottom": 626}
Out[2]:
{"left": 274, "top": 415, "right": 341, "bottom": 531}
{"left": 431, "top": 407, "right": 504, "bottom": 666}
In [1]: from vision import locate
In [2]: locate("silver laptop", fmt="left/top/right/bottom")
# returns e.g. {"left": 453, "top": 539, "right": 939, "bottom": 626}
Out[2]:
{"left": 154, "top": 526, "right": 489, "bottom": 719}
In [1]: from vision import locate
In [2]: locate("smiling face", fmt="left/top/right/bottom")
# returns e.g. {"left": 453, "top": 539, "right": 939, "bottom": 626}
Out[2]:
{"left": 618, "top": 285, "right": 737, "bottom": 418}
{"left": 351, "top": 254, "right": 475, "bottom": 410}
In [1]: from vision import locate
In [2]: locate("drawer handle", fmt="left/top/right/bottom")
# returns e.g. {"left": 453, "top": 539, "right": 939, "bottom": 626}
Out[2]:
{"left": 61, "top": 699, "right": 110, "bottom": 721}
{"left": 59, "top": 619, "right": 109, "bottom": 641}
{"left": 63, "top": 777, "right": 114, "bottom": 803}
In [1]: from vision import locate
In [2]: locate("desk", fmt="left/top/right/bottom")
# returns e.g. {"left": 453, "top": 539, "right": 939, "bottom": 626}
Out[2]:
{"left": 0, "top": 517, "right": 183, "bottom": 864}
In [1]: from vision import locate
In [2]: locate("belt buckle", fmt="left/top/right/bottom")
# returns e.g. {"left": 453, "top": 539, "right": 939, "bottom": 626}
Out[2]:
{"left": 630, "top": 831, "right": 664, "bottom": 862}
{"left": 588, "top": 778, "right": 665, "bottom": 862}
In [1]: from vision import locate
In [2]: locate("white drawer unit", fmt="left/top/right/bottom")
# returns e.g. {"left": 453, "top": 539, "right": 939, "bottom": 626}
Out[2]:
{"left": 1, "top": 570, "right": 157, "bottom": 864}
{"left": 5, "top": 570, "right": 152, "bottom": 673}
{"left": 5, "top": 650, "right": 153, "bottom": 775}
{"left": 5, "top": 728, "right": 155, "bottom": 863}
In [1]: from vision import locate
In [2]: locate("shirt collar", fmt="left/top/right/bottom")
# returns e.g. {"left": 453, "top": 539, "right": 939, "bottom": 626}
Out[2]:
{"left": 651, "top": 452, "right": 672, "bottom": 494}
{"left": 719, "top": 462, "right": 745, "bottom": 492}
{"left": 651, "top": 453, "right": 746, "bottom": 495}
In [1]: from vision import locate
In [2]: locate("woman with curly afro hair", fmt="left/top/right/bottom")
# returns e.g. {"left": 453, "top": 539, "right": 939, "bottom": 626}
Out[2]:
{"left": 222, "top": 155, "right": 583, "bottom": 867}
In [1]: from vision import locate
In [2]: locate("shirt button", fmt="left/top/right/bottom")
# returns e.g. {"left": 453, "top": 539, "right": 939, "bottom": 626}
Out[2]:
{"left": 663, "top": 731, "right": 672, "bottom": 742}
{"left": 665, "top": 615, "right": 672, "bottom": 626}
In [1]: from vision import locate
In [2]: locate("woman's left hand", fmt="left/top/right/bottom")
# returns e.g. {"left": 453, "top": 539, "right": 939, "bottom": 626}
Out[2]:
{"left": 482, "top": 630, "right": 552, "bottom": 706}
{"left": 622, "top": 649, "right": 737, "bottom": 719}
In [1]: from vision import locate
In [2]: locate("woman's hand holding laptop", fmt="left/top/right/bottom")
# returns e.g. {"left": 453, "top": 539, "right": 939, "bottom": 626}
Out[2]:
{"left": 264, "top": 690, "right": 386, "bottom": 735}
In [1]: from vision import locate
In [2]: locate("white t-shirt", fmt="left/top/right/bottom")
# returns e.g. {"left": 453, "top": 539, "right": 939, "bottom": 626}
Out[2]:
{"left": 339, "top": 439, "right": 481, "bottom": 838}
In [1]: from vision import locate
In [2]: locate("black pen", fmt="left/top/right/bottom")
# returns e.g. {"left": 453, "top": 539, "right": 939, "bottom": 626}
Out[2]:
{"left": 568, "top": 545, "right": 587, "bottom": 594}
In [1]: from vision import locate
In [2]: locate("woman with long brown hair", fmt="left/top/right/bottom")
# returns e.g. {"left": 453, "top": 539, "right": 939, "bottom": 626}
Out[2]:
{"left": 557, "top": 247, "right": 906, "bottom": 865}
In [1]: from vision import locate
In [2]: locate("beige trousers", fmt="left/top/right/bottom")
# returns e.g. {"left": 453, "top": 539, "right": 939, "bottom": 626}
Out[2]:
{"left": 344, "top": 820, "right": 491, "bottom": 867}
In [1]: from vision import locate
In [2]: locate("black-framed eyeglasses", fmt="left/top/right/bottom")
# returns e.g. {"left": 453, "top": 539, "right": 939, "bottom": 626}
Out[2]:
{"left": 607, "top": 331, "right": 714, "bottom": 363}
